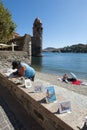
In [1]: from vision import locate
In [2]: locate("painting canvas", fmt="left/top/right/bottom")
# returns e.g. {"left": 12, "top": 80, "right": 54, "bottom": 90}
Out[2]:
{"left": 58, "top": 101, "right": 71, "bottom": 114}
{"left": 46, "top": 86, "right": 56, "bottom": 103}
{"left": 33, "top": 80, "right": 44, "bottom": 92}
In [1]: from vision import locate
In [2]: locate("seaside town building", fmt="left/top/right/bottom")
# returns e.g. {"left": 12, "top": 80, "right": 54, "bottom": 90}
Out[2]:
{"left": 0, "top": 17, "right": 43, "bottom": 57}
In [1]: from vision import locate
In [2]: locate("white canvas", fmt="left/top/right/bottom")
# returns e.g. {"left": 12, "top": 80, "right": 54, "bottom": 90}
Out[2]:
{"left": 58, "top": 100, "right": 71, "bottom": 114}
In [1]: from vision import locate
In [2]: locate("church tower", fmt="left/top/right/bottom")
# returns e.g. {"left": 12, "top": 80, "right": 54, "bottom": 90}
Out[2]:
{"left": 32, "top": 17, "right": 43, "bottom": 56}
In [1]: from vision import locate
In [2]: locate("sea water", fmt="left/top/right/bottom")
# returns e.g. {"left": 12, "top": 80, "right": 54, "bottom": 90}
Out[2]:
{"left": 31, "top": 52, "right": 87, "bottom": 80}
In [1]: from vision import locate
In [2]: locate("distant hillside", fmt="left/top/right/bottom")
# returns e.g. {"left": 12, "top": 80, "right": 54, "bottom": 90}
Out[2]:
{"left": 43, "top": 44, "right": 87, "bottom": 53}
{"left": 43, "top": 47, "right": 56, "bottom": 52}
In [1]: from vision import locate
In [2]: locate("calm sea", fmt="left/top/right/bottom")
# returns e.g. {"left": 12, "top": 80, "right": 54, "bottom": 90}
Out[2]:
{"left": 31, "top": 52, "right": 87, "bottom": 80}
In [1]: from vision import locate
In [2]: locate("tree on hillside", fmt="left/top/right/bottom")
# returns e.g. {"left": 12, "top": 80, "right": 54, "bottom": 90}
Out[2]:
{"left": 0, "top": 1, "right": 16, "bottom": 43}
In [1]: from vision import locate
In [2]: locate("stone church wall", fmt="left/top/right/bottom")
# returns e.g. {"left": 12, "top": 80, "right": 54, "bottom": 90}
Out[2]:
{"left": 0, "top": 51, "right": 31, "bottom": 67}
{"left": 7, "top": 34, "right": 31, "bottom": 55}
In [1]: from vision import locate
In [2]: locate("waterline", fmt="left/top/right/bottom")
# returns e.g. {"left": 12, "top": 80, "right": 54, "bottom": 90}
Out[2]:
{"left": 31, "top": 52, "right": 87, "bottom": 80}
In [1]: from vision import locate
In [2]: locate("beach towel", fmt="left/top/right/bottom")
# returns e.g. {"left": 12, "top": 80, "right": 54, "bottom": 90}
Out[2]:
{"left": 72, "top": 80, "right": 82, "bottom": 85}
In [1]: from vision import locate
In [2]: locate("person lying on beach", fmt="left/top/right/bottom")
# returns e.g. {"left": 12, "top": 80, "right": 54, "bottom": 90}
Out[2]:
{"left": 12, "top": 60, "right": 35, "bottom": 81}
{"left": 62, "top": 73, "right": 77, "bottom": 83}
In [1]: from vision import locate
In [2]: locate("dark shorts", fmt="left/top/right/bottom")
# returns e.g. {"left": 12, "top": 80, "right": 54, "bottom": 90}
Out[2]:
{"left": 67, "top": 78, "right": 76, "bottom": 82}
{"left": 30, "top": 75, "right": 35, "bottom": 81}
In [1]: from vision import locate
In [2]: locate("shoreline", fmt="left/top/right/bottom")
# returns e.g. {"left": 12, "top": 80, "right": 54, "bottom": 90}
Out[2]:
{"left": 35, "top": 71, "right": 87, "bottom": 96}
{"left": 0, "top": 59, "right": 87, "bottom": 97}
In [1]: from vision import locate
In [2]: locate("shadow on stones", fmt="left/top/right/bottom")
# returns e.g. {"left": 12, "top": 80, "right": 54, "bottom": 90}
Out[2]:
{"left": 0, "top": 96, "right": 28, "bottom": 130}
{"left": 38, "top": 97, "right": 47, "bottom": 103}
{"left": 77, "top": 123, "right": 87, "bottom": 130}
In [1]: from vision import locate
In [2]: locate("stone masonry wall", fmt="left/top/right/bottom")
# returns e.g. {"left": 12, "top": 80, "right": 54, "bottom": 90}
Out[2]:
{"left": 0, "top": 72, "right": 74, "bottom": 130}
{"left": 6, "top": 34, "right": 32, "bottom": 56}
{"left": 0, "top": 51, "right": 31, "bottom": 69}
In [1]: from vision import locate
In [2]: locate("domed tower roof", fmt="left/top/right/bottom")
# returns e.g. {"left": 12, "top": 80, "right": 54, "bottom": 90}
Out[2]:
{"left": 34, "top": 17, "right": 42, "bottom": 24}
{"left": 33, "top": 17, "right": 43, "bottom": 37}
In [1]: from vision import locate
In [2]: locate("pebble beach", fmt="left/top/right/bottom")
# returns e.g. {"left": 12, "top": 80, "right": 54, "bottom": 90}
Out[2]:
{"left": 35, "top": 71, "right": 87, "bottom": 96}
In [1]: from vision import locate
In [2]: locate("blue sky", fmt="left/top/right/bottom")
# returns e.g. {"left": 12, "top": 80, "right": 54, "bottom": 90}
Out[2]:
{"left": 2, "top": 0, "right": 87, "bottom": 49}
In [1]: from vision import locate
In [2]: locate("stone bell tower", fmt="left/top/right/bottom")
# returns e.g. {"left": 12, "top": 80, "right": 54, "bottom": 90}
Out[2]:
{"left": 32, "top": 17, "right": 43, "bottom": 56}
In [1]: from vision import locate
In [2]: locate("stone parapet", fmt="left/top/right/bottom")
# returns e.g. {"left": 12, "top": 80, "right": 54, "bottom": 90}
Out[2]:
{"left": 0, "top": 72, "right": 87, "bottom": 130}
